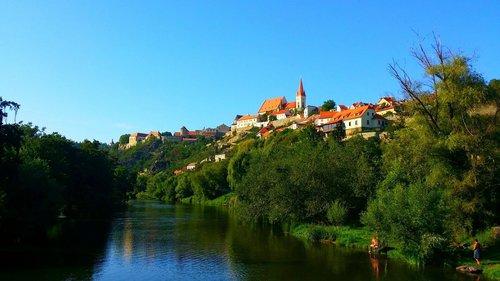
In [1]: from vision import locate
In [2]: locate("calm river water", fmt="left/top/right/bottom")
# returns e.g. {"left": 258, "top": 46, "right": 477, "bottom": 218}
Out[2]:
{"left": 0, "top": 200, "right": 486, "bottom": 280}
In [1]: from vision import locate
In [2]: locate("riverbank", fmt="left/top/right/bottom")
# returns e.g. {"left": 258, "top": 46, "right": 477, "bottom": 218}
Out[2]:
{"left": 289, "top": 223, "right": 500, "bottom": 280}
{"left": 175, "top": 193, "right": 500, "bottom": 280}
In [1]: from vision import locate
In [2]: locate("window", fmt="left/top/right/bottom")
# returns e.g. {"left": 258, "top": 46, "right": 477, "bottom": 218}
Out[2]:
{"left": 355, "top": 120, "right": 358, "bottom": 125}
{"left": 378, "top": 120, "right": 380, "bottom": 125}
{"left": 367, "top": 120, "right": 370, "bottom": 125}
{"left": 349, "top": 121, "right": 351, "bottom": 126}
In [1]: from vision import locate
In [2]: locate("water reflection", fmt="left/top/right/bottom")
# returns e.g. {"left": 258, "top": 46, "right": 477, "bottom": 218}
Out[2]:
{"left": 0, "top": 219, "right": 111, "bottom": 281}
{"left": 0, "top": 201, "right": 487, "bottom": 281}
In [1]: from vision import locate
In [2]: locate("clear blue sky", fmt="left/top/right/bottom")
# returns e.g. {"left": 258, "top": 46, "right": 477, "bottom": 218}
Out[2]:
{"left": 2, "top": 1, "right": 499, "bottom": 142}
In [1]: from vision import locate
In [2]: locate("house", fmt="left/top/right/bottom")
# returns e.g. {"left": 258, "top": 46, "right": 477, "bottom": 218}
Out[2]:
{"left": 270, "top": 109, "right": 291, "bottom": 120}
{"left": 314, "top": 111, "right": 339, "bottom": 126}
{"left": 350, "top": 101, "right": 369, "bottom": 109}
{"left": 336, "top": 104, "right": 348, "bottom": 112}
{"left": 215, "top": 154, "right": 226, "bottom": 162}
{"left": 186, "top": 163, "right": 197, "bottom": 170}
{"left": 257, "top": 127, "right": 271, "bottom": 138}
{"left": 236, "top": 115, "right": 258, "bottom": 129}
{"left": 375, "top": 96, "right": 399, "bottom": 116}
{"left": 342, "top": 105, "right": 386, "bottom": 136}
{"left": 318, "top": 118, "right": 343, "bottom": 134}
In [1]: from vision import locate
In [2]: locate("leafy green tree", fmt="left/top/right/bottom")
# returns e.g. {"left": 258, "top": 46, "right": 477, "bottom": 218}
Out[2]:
{"left": 387, "top": 39, "right": 500, "bottom": 236}
{"left": 321, "top": 99, "right": 336, "bottom": 111}
{"left": 362, "top": 183, "right": 446, "bottom": 263}
{"left": 191, "top": 161, "right": 229, "bottom": 201}
{"left": 119, "top": 134, "right": 130, "bottom": 145}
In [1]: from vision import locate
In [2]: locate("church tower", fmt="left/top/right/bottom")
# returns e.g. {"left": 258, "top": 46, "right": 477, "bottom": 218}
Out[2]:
{"left": 296, "top": 79, "right": 306, "bottom": 109}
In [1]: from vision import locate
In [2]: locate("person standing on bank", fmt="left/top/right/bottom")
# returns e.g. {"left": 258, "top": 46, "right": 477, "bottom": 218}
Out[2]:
{"left": 473, "top": 239, "right": 481, "bottom": 265}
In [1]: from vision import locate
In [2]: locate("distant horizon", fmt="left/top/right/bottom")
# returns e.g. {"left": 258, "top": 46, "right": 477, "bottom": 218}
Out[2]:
{"left": 3, "top": 1, "right": 499, "bottom": 142}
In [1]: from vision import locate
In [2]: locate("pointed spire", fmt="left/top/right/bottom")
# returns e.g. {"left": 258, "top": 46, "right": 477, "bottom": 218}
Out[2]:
{"left": 296, "top": 79, "right": 306, "bottom": 97}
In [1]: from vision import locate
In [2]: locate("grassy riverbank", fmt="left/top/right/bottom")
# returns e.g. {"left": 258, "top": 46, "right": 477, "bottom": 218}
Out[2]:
{"left": 454, "top": 230, "right": 500, "bottom": 280}
{"left": 179, "top": 192, "right": 236, "bottom": 207}
{"left": 290, "top": 224, "right": 373, "bottom": 248}
{"left": 289, "top": 223, "right": 500, "bottom": 280}
{"left": 174, "top": 191, "right": 500, "bottom": 280}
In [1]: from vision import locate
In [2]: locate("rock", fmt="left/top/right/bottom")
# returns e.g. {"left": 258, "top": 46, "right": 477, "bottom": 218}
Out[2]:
{"left": 456, "top": 265, "right": 482, "bottom": 274}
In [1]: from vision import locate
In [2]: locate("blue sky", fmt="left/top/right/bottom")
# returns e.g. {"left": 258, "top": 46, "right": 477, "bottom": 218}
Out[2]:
{"left": 1, "top": 1, "right": 499, "bottom": 142}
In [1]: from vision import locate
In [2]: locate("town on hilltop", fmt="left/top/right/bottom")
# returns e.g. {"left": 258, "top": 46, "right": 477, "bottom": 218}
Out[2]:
{"left": 231, "top": 79, "right": 399, "bottom": 140}
{"left": 123, "top": 79, "right": 401, "bottom": 148}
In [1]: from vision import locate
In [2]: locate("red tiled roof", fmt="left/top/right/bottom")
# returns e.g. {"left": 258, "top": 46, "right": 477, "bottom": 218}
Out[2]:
{"left": 258, "top": 128, "right": 269, "bottom": 134}
{"left": 337, "top": 105, "right": 348, "bottom": 111}
{"left": 258, "top": 97, "right": 286, "bottom": 113}
{"left": 238, "top": 115, "right": 258, "bottom": 121}
{"left": 285, "top": 102, "right": 296, "bottom": 109}
{"left": 318, "top": 111, "right": 336, "bottom": 119}
{"left": 174, "top": 132, "right": 181, "bottom": 137}
{"left": 270, "top": 109, "right": 288, "bottom": 116}
{"left": 352, "top": 101, "right": 366, "bottom": 108}
{"left": 182, "top": 138, "right": 197, "bottom": 141}
{"left": 343, "top": 105, "right": 371, "bottom": 121}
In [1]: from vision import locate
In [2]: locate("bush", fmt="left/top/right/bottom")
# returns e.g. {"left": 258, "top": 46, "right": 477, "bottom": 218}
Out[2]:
{"left": 419, "top": 234, "right": 448, "bottom": 264}
{"left": 309, "top": 226, "right": 329, "bottom": 242}
{"left": 327, "top": 200, "right": 348, "bottom": 226}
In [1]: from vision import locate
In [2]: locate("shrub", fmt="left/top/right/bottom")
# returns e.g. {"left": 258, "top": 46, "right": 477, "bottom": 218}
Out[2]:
{"left": 327, "top": 200, "right": 348, "bottom": 226}
{"left": 308, "top": 226, "right": 329, "bottom": 242}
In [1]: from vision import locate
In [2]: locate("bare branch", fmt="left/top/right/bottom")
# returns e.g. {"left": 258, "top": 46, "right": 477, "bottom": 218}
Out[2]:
{"left": 389, "top": 62, "right": 440, "bottom": 133}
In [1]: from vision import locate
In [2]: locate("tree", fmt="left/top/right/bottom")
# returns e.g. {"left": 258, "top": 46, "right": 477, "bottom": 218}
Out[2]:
{"left": 321, "top": 100, "right": 336, "bottom": 111}
{"left": 0, "top": 97, "right": 20, "bottom": 126}
{"left": 365, "top": 36, "right": 500, "bottom": 257}
{"left": 118, "top": 134, "right": 130, "bottom": 145}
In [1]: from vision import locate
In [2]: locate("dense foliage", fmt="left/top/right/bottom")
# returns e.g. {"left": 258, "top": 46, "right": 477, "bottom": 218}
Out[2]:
{"left": 362, "top": 42, "right": 500, "bottom": 263}
{"left": 0, "top": 102, "right": 134, "bottom": 243}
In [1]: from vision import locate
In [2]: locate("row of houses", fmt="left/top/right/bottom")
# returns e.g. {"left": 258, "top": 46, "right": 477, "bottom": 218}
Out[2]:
{"left": 232, "top": 79, "right": 400, "bottom": 138}
{"left": 123, "top": 124, "right": 230, "bottom": 149}
{"left": 173, "top": 153, "right": 227, "bottom": 175}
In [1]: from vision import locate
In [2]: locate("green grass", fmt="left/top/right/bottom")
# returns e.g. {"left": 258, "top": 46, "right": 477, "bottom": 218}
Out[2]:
{"left": 290, "top": 224, "right": 372, "bottom": 248}
{"left": 453, "top": 228, "right": 500, "bottom": 280}
{"left": 203, "top": 192, "right": 236, "bottom": 207}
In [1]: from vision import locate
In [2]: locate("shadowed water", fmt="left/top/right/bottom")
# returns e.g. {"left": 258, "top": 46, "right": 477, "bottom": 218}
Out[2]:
{"left": 0, "top": 201, "right": 486, "bottom": 280}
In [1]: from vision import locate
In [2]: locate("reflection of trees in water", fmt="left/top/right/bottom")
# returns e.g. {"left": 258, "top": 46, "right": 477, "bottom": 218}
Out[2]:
{"left": 0, "top": 219, "right": 112, "bottom": 281}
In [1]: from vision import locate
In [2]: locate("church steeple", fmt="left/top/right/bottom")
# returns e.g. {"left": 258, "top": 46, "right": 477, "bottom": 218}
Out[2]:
{"left": 296, "top": 79, "right": 306, "bottom": 109}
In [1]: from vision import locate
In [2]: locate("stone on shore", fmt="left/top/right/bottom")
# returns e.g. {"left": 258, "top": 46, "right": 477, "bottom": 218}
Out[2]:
{"left": 456, "top": 265, "right": 482, "bottom": 274}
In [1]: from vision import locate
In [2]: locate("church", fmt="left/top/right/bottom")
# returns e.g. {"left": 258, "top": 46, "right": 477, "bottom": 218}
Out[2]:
{"left": 257, "top": 79, "right": 306, "bottom": 115}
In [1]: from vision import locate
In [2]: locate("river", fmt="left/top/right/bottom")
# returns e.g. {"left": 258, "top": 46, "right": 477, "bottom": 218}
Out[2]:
{"left": 0, "top": 200, "right": 485, "bottom": 280}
